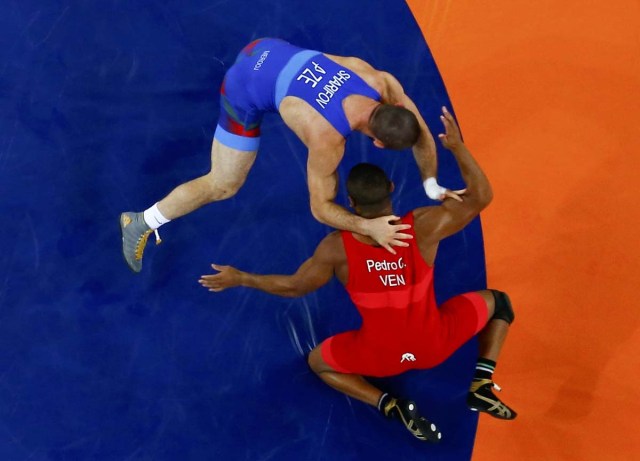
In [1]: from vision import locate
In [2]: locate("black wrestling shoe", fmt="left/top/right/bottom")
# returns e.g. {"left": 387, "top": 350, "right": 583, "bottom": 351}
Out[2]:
{"left": 467, "top": 379, "right": 517, "bottom": 420}
{"left": 383, "top": 398, "right": 442, "bottom": 443}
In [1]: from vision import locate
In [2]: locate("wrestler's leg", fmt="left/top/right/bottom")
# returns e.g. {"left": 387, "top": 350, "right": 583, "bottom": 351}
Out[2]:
{"left": 154, "top": 39, "right": 262, "bottom": 221}
{"left": 308, "top": 345, "right": 441, "bottom": 442}
{"left": 308, "top": 346, "right": 382, "bottom": 406}
{"left": 119, "top": 139, "right": 256, "bottom": 272}
{"left": 468, "top": 289, "right": 517, "bottom": 419}
{"left": 475, "top": 289, "right": 510, "bottom": 361}
{"left": 120, "top": 41, "right": 261, "bottom": 273}
{"left": 156, "top": 139, "right": 257, "bottom": 220}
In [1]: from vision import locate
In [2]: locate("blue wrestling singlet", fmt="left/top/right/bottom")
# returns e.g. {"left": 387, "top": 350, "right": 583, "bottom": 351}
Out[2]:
{"left": 214, "top": 38, "right": 381, "bottom": 151}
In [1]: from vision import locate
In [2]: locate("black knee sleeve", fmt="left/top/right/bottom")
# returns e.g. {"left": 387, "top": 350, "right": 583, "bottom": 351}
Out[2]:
{"left": 489, "top": 290, "right": 515, "bottom": 324}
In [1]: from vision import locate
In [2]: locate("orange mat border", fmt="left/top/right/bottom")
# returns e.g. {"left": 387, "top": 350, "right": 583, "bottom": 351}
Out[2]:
{"left": 406, "top": 1, "right": 640, "bottom": 459}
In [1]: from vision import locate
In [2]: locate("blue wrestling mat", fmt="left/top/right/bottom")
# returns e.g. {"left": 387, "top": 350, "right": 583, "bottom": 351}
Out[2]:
{"left": 0, "top": 1, "right": 486, "bottom": 459}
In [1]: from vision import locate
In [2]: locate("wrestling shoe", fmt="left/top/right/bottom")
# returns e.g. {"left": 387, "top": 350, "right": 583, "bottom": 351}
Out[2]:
{"left": 120, "top": 212, "right": 161, "bottom": 273}
{"left": 467, "top": 379, "right": 517, "bottom": 420}
{"left": 383, "top": 398, "right": 442, "bottom": 443}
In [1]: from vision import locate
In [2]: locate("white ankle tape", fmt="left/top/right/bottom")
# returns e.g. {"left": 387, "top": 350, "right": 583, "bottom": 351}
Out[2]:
{"left": 144, "top": 203, "right": 171, "bottom": 230}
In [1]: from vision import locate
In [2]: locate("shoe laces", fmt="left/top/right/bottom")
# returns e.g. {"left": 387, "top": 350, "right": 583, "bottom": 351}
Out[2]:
{"left": 135, "top": 229, "right": 162, "bottom": 260}
{"left": 470, "top": 378, "right": 502, "bottom": 393}
{"left": 383, "top": 398, "right": 398, "bottom": 418}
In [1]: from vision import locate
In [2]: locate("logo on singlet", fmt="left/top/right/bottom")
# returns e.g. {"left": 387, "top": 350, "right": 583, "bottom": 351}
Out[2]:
{"left": 400, "top": 353, "right": 416, "bottom": 363}
{"left": 253, "top": 50, "right": 270, "bottom": 71}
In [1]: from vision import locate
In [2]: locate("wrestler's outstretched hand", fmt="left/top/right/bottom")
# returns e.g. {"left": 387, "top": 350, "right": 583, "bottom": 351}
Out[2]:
{"left": 436, "top": 106, "right": 467, "bottom": 200}
{"left": 199, "top": 264, "right": 244, "bottom": 292}
{"left": 438, "top": 106, "right": 464, "bottom": 151}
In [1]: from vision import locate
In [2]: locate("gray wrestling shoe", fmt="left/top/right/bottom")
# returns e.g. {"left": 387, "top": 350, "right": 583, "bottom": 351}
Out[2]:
{"left": 119, "top": 212, "right": 161, "bottom": 273}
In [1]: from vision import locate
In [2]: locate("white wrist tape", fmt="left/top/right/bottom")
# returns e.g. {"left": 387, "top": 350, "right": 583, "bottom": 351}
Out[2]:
{"left": 423, "top": 177, "right": 446, "bottom": 200}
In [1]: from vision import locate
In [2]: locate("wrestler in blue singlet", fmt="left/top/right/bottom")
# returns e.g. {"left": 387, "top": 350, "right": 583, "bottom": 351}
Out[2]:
{"left": 214, "top": 38, "right": 381, "bottom": 152}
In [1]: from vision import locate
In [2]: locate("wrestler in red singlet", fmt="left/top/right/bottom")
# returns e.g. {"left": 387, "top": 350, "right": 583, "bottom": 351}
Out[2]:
{"left": 321, "top": 211, "right": 489, "bottom": 377}
{"left": 199, "top": 112, "right": 520, "bottom": 429}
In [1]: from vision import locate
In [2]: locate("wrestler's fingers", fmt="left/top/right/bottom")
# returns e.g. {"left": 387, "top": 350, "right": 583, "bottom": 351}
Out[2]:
{"left": 392, "top": 223, "right": 412, "bottom": 231}
{"left": 382, "top": 242, "right": 398, "bottom": 255}
{"left": 442, "top": 106, "right": 455, "bottom": 121}
{"left": 200, "top": 277, "right": 221, "bottom": 288}
{"left": 443, "top": 191, "right": 464, "bottom": 202}
{"left": 383, "top": 214, "right": 405, "bottom": 224}
{"left": 392, "top": 232, "right": 413, "bottom": 240}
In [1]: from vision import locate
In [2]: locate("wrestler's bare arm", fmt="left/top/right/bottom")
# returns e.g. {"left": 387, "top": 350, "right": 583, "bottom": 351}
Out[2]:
{"left": 278, "top": 100, "right": 368, "bottom": 237}
{"left": 306, "top": 144, "right": 365, "bottom": 234}
{"left": 198, "top": 233, "right": 342, "bottom": 297}
{"left": 374, "top": 72, "right": 437, "bottom": 179}
{"left": 413, "top": 107, "right": 493, "bottom": 254}
{"left": 306, "top": 144, "right": 412, "bottom": 255}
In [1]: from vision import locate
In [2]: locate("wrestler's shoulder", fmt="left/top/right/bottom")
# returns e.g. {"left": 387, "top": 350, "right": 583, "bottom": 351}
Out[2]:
{"left": 316, "top": 231, "right": 347, "bottom": 261}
